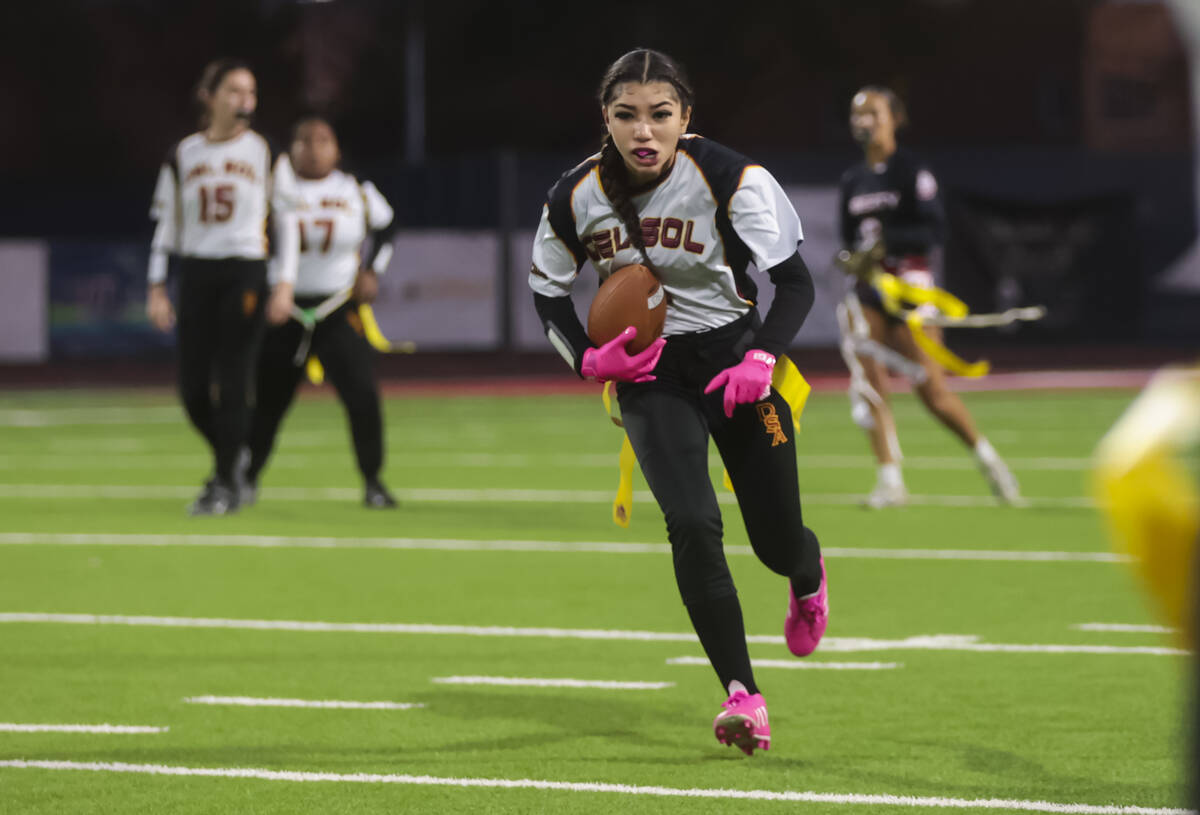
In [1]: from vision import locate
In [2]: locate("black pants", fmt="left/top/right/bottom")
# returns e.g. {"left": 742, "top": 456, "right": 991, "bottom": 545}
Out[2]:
{"left": 617, "top": 312, "right": 822, "bottom": 693}
{"left": 176, "top": 258, "right": 268, "bottom": 483}
{"left": 247, "top": 298, "right": 384, "bottom": 485}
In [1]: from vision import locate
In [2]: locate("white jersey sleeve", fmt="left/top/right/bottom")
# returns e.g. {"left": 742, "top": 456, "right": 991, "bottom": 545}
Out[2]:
{"left": 729, "top": 166, "right": 803, "bottom": 272}
{"left": 362, "top": 180, "right": 395, "bottom": 274}
{"left": 269, "top": 154, "right": 300, "bottom": 286}
{"left": 529, "top": 204, "right": 580, "bottom": 298}
{"left": 362, "top": 181, "right": 394, "bottom": 231}
{"left": 148, "top": 163, "right": 178, "bottom": 285}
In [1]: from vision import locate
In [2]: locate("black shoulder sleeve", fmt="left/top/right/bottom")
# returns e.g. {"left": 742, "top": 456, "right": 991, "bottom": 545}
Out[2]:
{"left": 677, "top": 136, "right": 751, "bottom": 211}
{"left": 678, "top": 136, "right": 757, "bottom": 293}
{"left": 545, "top": 159, "right": 596, "bottom": 270}
{"left": 752, "top": 252, "right": 815, "bottom": 358}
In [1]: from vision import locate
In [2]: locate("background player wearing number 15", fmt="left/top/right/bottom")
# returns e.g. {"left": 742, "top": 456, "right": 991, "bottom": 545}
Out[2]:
{"left": 145, "top": 59, "right": 299, "bottom": 516}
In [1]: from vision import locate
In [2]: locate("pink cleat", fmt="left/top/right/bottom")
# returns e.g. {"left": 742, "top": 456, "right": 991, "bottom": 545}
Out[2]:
{"left": 713, "top": 681, "right": 770, "bottom": 756}
{"left": 785, "top": 556, "right": 828, "bottom": 656}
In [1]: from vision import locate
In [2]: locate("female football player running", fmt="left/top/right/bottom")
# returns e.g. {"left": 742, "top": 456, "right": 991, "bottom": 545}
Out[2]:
{"left": 530, "top": 49, "right": 826, "bottom": 756}
{"left": 146, "top": 58, "right": 298, "bottom": 516}
{"left": 837, "top": 86, "right": 1020, "bottom": 508}
{"left": 243, "top": 115, "right": 398, "bottom": 509}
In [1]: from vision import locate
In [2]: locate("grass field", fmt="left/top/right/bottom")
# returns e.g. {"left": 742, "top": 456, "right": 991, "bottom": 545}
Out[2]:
{"left": 0, "top": 383, "right": 1190, "bottom": 814}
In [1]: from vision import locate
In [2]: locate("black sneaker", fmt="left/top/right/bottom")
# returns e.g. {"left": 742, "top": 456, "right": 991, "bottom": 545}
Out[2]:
{"left": 363, "top": 479, "right": 397, "bottom": 509}
{"left": 188, "top": 479, "right": 239, "bottom": 516}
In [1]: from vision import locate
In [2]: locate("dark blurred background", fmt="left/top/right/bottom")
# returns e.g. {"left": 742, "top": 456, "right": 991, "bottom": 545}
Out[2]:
{"left": 1, "top": 0, "right": 1197, "bottom": 374}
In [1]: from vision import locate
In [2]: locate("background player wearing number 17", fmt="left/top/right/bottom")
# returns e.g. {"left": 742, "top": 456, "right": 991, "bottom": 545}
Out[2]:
{"left": 242, "top": 115, "right": 399, "bottom": 509}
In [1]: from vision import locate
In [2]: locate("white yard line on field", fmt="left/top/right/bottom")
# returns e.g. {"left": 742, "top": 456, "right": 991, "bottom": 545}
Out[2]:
{"left": 0, "top": 759, "right": 1187, "bottom": 814}
{"left": 0, "top": 452, "right": 1097, "bottom": 471}
{"left": 430, "top": 676, "right": 673, "bottom": 690}
{"left": 183, "top": 696, "right": 424, "bottom": 710}
{"left": 0, "top": 532, "right": 1127, "bottom": 563}
{"left": 0, "top": 408, "right": 182, "bottom": 427}
{"left": 48, "top": 438, "right": 148, "bottom": 453}
{"left": 0, "top": 483, "right": 1098, "bottom": 509}
{"left": 829, "top": 547, "right": 1123, "bottom": 563}
{"left": 0, "top": 614, "right": 1187, "bottom": 656}
{"left": 666, "top": 657, "right": 901, "bottom": 670}
{"left": 806, "top": 455, "right": 1094, "bottom": 472}
{"left": 0, "top": 723, "right": 166, "bottom": 734}
{"left": 1073, "top": 624, "right": 1178, "bottom": 634}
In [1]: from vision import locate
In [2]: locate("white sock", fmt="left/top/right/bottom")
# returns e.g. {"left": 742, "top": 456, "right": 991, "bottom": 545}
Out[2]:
{"left": 974, "top": 437, "right": 999, "bottom": 466}
{"left": 878, "top": 462, "right": 904, "bottom": 489}
{"left": 727, "top": 679, "right": 748, "bottom": 696}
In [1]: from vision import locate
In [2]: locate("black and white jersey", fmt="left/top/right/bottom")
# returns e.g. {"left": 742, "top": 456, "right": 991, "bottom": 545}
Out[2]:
{"left": 279, "top": 168, "right": 394, "bottom": 297}
{"left": 530, "top": 134, "right": 803, "bottom": 336}
{"left": 838, "top": 148, "right": 945, "bottom": 257}
{"left": 148, "top": 129, "right": 298, "bottom": 284}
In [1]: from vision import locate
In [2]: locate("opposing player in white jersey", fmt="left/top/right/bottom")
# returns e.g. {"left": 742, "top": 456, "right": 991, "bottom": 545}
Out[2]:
{"left": 244, "top": 116, "right": 398, "bottom": 508}
{"left": 837, "top": 86, "right": 1019, "bottom": 508}
{"left": 530, "top": 49, "right": 827, "bottom": 756}
{"left": 146, "top": 58, "right": 299, "bottom": 516}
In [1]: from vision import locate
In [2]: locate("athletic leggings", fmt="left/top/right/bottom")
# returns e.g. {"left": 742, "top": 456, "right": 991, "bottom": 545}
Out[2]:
{"left": 176, "top": 258, "right": 268, "bottom": 484}
{"left": 617, "top": 312, "right": 822, "bottom": 693}
{"left": 247, "top": 298, "right": 384, "bottom": 485}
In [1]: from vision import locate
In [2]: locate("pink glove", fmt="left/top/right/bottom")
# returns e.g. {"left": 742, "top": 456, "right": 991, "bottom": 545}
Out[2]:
{"left": 581, "top": 326, "right": 666, "bottom": 383}
{"left": 704, "top": 349, "right": 776, "bottom": 418}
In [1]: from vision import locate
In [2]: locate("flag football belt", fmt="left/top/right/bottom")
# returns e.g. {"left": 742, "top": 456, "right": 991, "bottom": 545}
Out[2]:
{"left": 601, "top": 354, "right": 812, "bottom": 528}
{"left": 869, "top": 269, "right": 990, "bottom": 378}
{"left": 289, "top": 289, "right": 404, "bottom": 385}
{"left": 847, "top": 260, "right": 1045, "bottom": 379}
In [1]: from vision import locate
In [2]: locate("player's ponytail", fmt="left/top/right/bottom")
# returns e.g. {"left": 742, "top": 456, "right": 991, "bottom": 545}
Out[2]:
{"left": 596, "top": 49, "right": 695, "bottom": 273}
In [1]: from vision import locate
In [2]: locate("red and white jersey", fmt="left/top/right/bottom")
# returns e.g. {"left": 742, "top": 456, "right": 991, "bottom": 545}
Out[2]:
{"left": 148, "top": 129, "right": 298, "bottom": 284}
{"left": 285, "top": 169, "right": 394, "bottom": 296}
{"left": 530, "top": 134, "right": 803, "bottom": 335}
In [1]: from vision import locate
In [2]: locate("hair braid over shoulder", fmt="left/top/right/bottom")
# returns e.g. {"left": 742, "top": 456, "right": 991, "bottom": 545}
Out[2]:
{"left": 597, "top": 134, "right": 649, "bottom": 266}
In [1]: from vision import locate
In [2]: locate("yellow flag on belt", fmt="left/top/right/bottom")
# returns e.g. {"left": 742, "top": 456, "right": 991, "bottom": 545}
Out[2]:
{"left": 870, "top": 270, "right": 990, "bottom": 378}
{"left": 607, "top": 358, "right": 812, "bottom": 525}
{"left": 305, "top": 303, "right": 415, "bottom": 384}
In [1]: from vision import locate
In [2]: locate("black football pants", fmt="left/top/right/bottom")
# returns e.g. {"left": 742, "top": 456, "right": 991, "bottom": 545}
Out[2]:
{"left": 247, "top": 299, "right": 384, "bottom": 485}
{"left": 176, "top": 258, "right": 268, "bottom": 484}
{"left": 617, "top": 313, "right": 823, "bottom": 693}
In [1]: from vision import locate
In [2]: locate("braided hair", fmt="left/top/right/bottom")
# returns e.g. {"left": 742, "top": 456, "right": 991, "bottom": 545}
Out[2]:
{"left": 596, "top": 49, "right": 694, "bottom": 268}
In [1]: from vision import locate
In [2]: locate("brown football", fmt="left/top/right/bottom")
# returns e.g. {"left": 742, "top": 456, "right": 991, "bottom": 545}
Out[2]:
{"left": 587, "top": 264, "right": 666, "bottom": 353}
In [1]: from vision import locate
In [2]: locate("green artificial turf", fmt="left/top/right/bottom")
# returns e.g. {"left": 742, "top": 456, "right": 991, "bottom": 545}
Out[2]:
{"left": 0, "top": 386, "right": 1187, "bottom": 813}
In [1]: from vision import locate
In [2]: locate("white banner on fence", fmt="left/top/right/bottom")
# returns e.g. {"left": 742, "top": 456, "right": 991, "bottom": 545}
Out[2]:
{"left": 0, "top": 241, "right": 48, "bottom": 362}
{"left": 372, "top": 232, "right": 498, "bottom": 350}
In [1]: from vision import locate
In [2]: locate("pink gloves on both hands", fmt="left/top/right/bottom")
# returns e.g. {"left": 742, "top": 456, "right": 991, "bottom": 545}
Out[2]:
{"left": 581, "top": 327, "right": 666, "bottom": 383}
{"left": 582, "top": 329, "right": 775, "bottom": 420}
{"left": 704, "top": 350, "right": 776, "bottom": 418}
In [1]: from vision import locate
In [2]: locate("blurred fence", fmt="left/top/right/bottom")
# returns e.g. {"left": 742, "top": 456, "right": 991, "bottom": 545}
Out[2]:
{"left": 2, "top": 147, "right": 1198, "bottom": 363}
